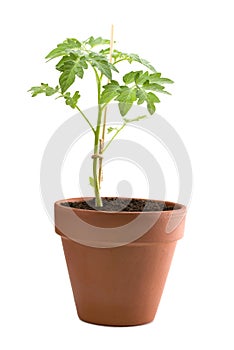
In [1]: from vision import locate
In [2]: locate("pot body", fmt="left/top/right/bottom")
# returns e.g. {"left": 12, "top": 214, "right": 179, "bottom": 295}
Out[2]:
{"left": 55, "top": 198, "right": 186, "bottom": 326}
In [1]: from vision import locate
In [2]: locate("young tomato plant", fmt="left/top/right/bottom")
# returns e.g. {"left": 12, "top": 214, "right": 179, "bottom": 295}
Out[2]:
{"left": 29, "top": 36, "right": 173, "bottom": 207}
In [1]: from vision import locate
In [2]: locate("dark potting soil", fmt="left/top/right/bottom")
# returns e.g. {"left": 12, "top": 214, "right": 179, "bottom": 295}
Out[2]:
{"left": 61, "top": 197, "right": 175, "bottom": 212}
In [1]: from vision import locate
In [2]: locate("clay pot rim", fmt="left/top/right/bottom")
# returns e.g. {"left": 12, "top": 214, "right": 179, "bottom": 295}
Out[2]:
{"left": 55, "top": 197, "right": 186, "bottom": 216}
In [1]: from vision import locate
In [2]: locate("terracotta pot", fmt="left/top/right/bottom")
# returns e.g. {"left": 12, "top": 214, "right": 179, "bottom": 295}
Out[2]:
{"left": 54, "top": 197, "right": 186, "bottom": 326}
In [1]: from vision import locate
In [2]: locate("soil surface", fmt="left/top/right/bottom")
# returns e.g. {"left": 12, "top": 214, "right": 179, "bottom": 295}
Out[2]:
{"left": 61, "top": 197, "right": 175, "bottom": 212}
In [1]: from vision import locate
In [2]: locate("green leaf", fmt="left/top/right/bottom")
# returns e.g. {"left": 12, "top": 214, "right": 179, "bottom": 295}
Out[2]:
{"left": 88, "top": 53, "right": 112, "bottom": 79}
{"left": 99, "top": 48, "right": 111, "bottom": 55}
{"left": 149, "top": 72, "right": 161, "bottom": 81}
{"left": 136, "top": 88, "right": 148, "bottom": 105}
{"left": 97, "top": 61, "right": 111, "bottom": 79}
{"left": 115, "top": 86, "right": 137, "bottom": 116}
{"left": 143, "top": 82, "right": 166, "bottom": 92}
{"left": 129, "top": 54, "right": 155, "bottom": 71}
{"left": 46, "top": 47, "right": 65, "bottom": 60}
{"left": 100, "top": 81, "right": 120, "bottom": 104}
{"left": 66, "top": 38, "right": 81, "bottom": 46}
{"left": 149, "top": 73, "right": 174, "bottom": 85}
{"left": 107, "top": 49, "right": 121, "bottom": 59}
{"left": 45, "top": 38, "right": 81, "bottom": 60}
{"left": 147, "top": 102, "right": 156, "bottom": 115}
{"left": 56, "top": 54, "right": 86, "bottom": 73}
{"left": 64, "top": 91, "right": 80, "bottom": 108}
{"left": 56, "top": 56, "right": 70, "bottom": 71}
{"left": 118, "top": 102, "right": 132, "bottom": 116}
{"left": 59, "top": 70, "right": 76, "bottom": 93}
{"left": 96, "top": 61, "right": 112, "bottom": 79}
{"left": 135, "top": 71, "right": 149, "bottom": 85}
{"left": 115, "top": 86, "right": 137, "bottom": 102}
{"left": 124, "top": 115, "right": 148, "bottom": 123}
{"left": 123, "top": 71, "right": 151, "bottom": 86}
{"left": 146, "top": 92, "right": 160, "bottom": 114}
{"left": 79, "top": 56, "right": 89, "bottom": 69}
{"left": 127, "top": 53, "right": 156, "bottom": 72}
{"left": 109, "top": 62, "right": 119, "bottom": 73}
{"left": 58, "top": 55, "right": 86, "bottom": 93}
{"left": 66, "top": 60, "right": 84, "bottom": 77}
{"left": 107, "top": 127, "right": 118, "bottom": 134}
{"left": 89, "top": 176, "right": 94, "bottom": 187}
{"left": 158, "top": 78, "right": 174, "bottom": 84}
{"left": 136, "top": 88, "right": 160, "bottom": 114}
{"left": 85, "top": 36, "right": 110, "bottom": 48}
{"left": 123, "top": 71, "right": 140, "bottom": 84}
{"left": 152, "top": 77, "right": 174, "bottom": 85}
{"left": 57, "top": 54, "right": 84, "bottom": 72}
{"left": 109, "top": 50, "right": 156, "bottom": 72}
{"left": 28, "top": 83, "right": 59, "bottom": 97}
{"left": 147, "top": 92, "right": 160, "bottom": 103}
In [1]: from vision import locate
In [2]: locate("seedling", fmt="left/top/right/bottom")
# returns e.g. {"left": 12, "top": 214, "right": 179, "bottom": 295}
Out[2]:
{"left": 29, "top": 33, "right": 173, "bottom": 206}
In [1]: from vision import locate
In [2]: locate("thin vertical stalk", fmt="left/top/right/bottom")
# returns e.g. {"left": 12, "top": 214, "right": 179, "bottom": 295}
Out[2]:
{"left": 92, "top": 68, "right": 103, "bottom": 207}
{"left": 98, "top": 24, "right": 114, "bottom": 185}
{"left": 93, "top": 105, "right": 103, "bottom": 207}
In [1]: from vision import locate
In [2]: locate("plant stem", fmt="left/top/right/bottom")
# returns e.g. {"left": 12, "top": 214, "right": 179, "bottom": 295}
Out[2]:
{"left": 75, "top": 106, "right": 95, "bottom": 133}
{"left": 98, "top": 25, "right": 115, "bottom": 186}
{"left": 92, "top": 26, "right": 114, "bottom": 207}
{"left": 93, "top": 106, "right": 103, "bottom": 206}
{"left": 113, "top": 58, "right": 126, "bottom": 65}
{"left": 92, "top": 68, "right": 103, "bottom": 207}
{"left": 102, "top": 123, "right": 126, "bottom": 153}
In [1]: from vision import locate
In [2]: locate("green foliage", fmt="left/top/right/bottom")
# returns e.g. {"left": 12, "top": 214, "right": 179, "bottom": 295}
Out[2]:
{"left": 124, "top": 115, "right": 148, "bottom": 123}
{"left": 46, "top": 38, "right": 119, "bottom": 92}
{"left": 126, "top": 53, "right": 156, "bottom": 72}
{"left": 29, "top": 35, "right": 174, "bottom": 202}
{"left": 115, "top": 86, "right": 137, "bottom": 116}
{"left": 100, "top": 70, "right": 172, "bottom": 115}
{"left": 64, "top": 91, "right": 80, "bottom": 108}
{"left": 101, "top": 49, "right": 157, "bottom": 72}
{"left": 107, "top": 127, "right": 118, "bottom": 134}
{"left": 100, "top": 81, "right": 120, "bottom": 104}
{"left": 46, "top": 38, "right": 82, "bottom": 60}
{"left": 89, "top": 176, "right": 95, "bottom": 187}
{"left": 146, "top": 93, "right": 159, "bottom": 114}
{"left": 28, "top": 83, "right": 59, "bottom": 97}
{"left": 87, "top": 52, "right": 117, "bottom": 80}
{"left": 30, "top": 36, "right": 173, "bottom": 116}
{"left": 84, "top": 36, "right": 110, "bottom": 48}
{"left": 56, "top": 54, "right": 89, "bottom": 93}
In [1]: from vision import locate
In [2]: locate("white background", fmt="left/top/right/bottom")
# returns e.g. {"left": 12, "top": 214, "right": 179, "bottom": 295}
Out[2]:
{"left": 1, "top": 0, "right": 234, "bottom": 349}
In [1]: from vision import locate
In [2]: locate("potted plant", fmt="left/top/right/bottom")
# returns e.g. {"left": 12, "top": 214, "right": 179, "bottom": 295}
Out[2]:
{"left": 29, "top": 31, "right": 187, "bottom": 326}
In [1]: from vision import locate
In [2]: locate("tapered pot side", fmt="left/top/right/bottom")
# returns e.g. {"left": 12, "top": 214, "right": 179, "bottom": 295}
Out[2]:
{"left": 54, "top": 197, "right": 186, "bottom": 326}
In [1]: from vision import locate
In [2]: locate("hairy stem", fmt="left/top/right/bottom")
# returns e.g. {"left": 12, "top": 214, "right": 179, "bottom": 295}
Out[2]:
{"left": 98, "top": 25, "right": 114, "bottom": 187}
{"left": 92, "top": 67, "right": 103, "bottom": 207}
{"left": 75, "top": 106, "right": 95, "bottom": 133}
